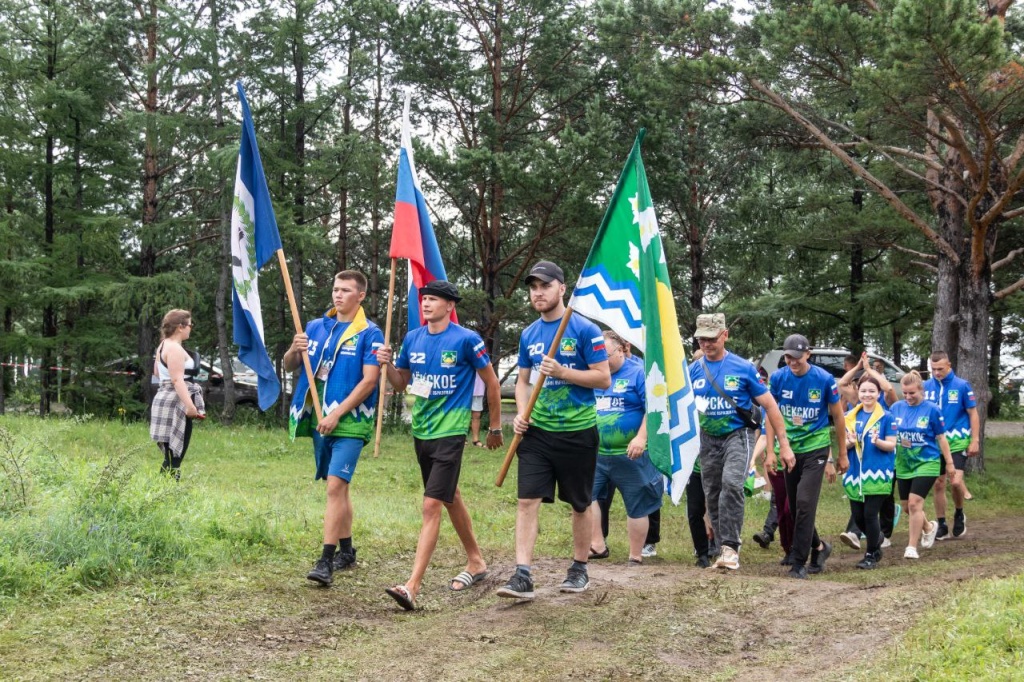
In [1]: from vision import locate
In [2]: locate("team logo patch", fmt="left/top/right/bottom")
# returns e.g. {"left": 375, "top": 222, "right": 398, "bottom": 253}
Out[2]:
{"left": 916, "top": 416, "right": 929, "bottom": 428}
{"left": 948, "top": 390, "right": 959, "bottom": 403}
{"left": 342, "top": 335, "right": 358, "bottom": 347}
{"left": 441, "top": 350, "right": 458, "bottom": 367}
{"left": 724, "top": 375, "right": 740, "bottom": 391}
{"left": 613, "top": 378, "right": 629, "bottom": 393}
{"left": 808, "top": 389, "right": 822, "bottom": 402}
{"left": 559, "top": 338, "right": 577, "bottom": 355}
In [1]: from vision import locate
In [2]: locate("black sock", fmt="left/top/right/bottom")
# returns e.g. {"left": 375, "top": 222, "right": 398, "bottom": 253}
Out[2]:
{"left": 571, "top": 560, "right": 588, "bottom": 571}
{"left": 515, "top": 564, "right": 530, "bottom": 576}
{"left": 322, "top": 544, "right": 336, "bottom": 561}
{"left": 339, "top": 537, "right": 353, "bottom": 553}
{"left": 955, "top": 508, "right": 964, "bottom": 516}
{"left": 938, "top": 516, "right": 946, "bottom": 526}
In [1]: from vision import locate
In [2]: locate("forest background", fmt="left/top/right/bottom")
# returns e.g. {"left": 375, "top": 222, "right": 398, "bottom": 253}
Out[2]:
{"left": 2, "top": 0, "right": 1023, "bottom": 461}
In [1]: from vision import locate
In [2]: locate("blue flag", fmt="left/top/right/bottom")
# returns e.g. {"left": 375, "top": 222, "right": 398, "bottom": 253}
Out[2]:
{"left": 231, "top": 82, "right": 282, "bottom": 411}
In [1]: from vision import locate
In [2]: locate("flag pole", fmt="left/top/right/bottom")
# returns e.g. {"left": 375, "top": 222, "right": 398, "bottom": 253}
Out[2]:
{"left": 372, "top": 257, "right": 398, "bottom": 458}
{"left": 496, "top": 305, "right": 575, "bottom": 487}
{"left": 276, "top": 249, "right": 323, "bottom": 421}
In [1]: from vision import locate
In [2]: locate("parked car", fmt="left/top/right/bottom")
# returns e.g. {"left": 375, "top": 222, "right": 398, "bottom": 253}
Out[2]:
{"left": 756, "top": 347, "right": 906, "bottom": 398}
{"left": 91, "top": 354, "right": 287, "bottom": 413}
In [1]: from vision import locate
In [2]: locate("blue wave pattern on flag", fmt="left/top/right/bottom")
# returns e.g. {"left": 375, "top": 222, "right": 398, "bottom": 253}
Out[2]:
{"left": 231, "top": 82, "right": 282, "bottom": 411}
{"left": 568, "top": 131, "right": 700, "bottom": 504}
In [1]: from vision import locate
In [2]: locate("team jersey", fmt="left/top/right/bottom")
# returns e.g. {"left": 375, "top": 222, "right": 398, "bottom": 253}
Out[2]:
{"left": 518, "top": 312, "right": 608, "bottom": 432}
{"left": 396, "top": 323, "right": 491, "bottom": 440}
{"left": 923, "top": 371, "right": 976, "bottom": 453}
{"left": 769, "top": 364, "right": 839, "bottom": 454}
{"left": 689, "top": 352, "right": 767, "bottom": 436}
{"left": 843, "top": 405, "right": 895, "bottom": 500}
{"left": 595, "top": 359, "right": 645, "bottom": 455}
{"left": 889, "top": 400, "right": 946, "bottom": 479}
{"left": 289, "top": 309, "right": 383, "bottom": 442}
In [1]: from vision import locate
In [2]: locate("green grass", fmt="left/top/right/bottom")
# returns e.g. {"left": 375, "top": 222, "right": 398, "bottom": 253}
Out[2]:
{"left": 1, "top": 416, "right": 1023, "bottom": 679}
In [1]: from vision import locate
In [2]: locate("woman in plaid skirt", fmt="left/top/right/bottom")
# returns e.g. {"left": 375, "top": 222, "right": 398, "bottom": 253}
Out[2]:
{"left": 149, "top": 309, "right": 204, "bottom": 479}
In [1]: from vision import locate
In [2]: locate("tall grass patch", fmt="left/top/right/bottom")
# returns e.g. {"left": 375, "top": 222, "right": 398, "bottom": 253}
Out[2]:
{"left": 0, "top": 420, "right": 292, "bottom": 609}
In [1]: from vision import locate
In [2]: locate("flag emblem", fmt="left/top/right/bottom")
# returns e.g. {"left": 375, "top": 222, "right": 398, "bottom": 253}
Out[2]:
{"left": 441, "top": 351, "right": 457, "bottom": 366}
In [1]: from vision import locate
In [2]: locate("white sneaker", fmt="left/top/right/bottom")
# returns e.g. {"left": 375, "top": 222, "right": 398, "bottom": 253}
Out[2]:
{"left": 714, "top": 546, "right": 740, "bottom": 570}
{"left": 839, "top": 531, "right": 861, "bottom": 550}
{"left": 904, "top": 546, "right": 919, "bottom": 559}
{"left": 921, "top": 520, "right": 939, "bottom": 549}
{"left": 881, "top": 537, "right": 892, "bottom": 549}
{"left": 641, "top": 543, "right": 657, "bottom": 558}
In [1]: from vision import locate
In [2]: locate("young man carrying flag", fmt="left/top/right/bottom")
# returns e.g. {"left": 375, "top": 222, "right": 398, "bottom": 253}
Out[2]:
{"left": 285, "top": 271, "right": 384, "bottom": 587}
{"left": 497, "top": 261, "right": 610, "bottom": 600}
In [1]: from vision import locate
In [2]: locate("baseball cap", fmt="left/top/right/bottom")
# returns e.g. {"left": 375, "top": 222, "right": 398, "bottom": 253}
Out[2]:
{"left": 525, "top": 260, "right": 564, "bottom": 284}
{"left": 694, "top": 313, "right": 727, "bottom": 339}
{"left": 782, "top": 334, "right": 810, "bottom": 357}
{"left": 419, "top": 280, "right": 462, "bottom": 303}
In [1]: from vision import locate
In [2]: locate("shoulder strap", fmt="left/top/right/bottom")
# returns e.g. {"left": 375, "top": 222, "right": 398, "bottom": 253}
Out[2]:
{"left": 699, "top": 356, "right": 740, "bottom": 410}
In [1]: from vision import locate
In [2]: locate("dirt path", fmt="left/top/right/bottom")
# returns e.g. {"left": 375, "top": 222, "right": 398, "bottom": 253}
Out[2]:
{"left": 49, "top": 507, "right": 1018, "bottom": 682}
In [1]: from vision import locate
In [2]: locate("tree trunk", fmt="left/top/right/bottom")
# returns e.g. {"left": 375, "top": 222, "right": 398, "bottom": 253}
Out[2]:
{"left": 957, "top": 267, "right": 991, "bottom": 473}
{"left": 138, "top": 0, "right": 160, "bottom": 409}
{"left": 987, "top": 310, "right": 1003, "bottom": 419}
{"left": 210, "top": 0, "right": 235, "bottom": 422}
{"left": 849, "top": 189, "right": 864, "bottom": 353}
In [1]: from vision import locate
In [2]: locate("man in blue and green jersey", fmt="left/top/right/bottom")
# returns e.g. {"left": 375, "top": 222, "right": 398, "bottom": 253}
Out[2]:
{"left": 689, "top": 313, "right": 792, "bottom": 571}
{"left": 767, "top": 334, "right": 848, "bottom": 579}
{"left": 923, "top": 351, "right": 979, "bottom": 540}
{"left": 497, "top": 260, "right": 610, "bottom": 601}
{"left": 377, "top": 280, "right": 504, "bottom": 611}
{"left": 285, "top": 270, "right": 384, "bottom": 587}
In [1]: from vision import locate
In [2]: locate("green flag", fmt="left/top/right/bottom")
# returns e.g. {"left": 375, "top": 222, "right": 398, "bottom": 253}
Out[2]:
{"left": 569, "top": 131, "right": 700, "bottom": 503}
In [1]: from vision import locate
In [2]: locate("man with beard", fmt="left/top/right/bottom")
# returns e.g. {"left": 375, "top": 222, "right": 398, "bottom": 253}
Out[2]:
{"left": 496, "top": 261, "right": 610, "bottom": 600}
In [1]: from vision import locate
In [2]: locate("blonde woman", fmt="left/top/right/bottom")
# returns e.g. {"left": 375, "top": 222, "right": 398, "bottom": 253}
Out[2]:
{"left": 889, "top": 371, "right": 954, "bottom": 559}
{"left": 149, "top": 309, "right": 204, "bottom": 479}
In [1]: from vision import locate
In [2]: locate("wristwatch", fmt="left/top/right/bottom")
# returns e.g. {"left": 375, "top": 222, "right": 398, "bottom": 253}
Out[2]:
{"left": 489, "top": 428, "right": 503, "bottom": 435}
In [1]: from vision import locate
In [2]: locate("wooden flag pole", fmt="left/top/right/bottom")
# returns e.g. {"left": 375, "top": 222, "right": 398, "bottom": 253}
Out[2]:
{"left": 496, "top": 305, "right": 575, "bottom": 487}
{"left": 276, "top": 249, "right": 323, "bottom": 421}
{"left": 372, "top": 257, "right": 399, "bottom": 458}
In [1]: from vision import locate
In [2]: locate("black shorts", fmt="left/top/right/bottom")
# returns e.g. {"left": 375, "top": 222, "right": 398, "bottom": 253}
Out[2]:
{"left": 940, "top": 452, "right": 968, "bottom": 475}
{"left": 414, "top": 435, "right": 466, "bottom": 504}
{"left": 517, "top": 426, "right": 598, "bottom": 513}
{"left": 898, "top": 476, "right": 938, "bottom": 501}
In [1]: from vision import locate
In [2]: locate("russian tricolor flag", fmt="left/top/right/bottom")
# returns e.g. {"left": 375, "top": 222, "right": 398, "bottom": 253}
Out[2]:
{"left": 390, "top": 92, "right": 456, "bottom": 331}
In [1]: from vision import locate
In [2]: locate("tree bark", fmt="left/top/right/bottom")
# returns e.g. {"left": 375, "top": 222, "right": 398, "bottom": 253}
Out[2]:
{"left": 137, "top": 0, "right": 160, "bottom": 409}
{"left": 987, "top": 310, "right": 1003, "bottom": 418}
{"left": 958, "top": 268, "right": 991, "bottom": 473}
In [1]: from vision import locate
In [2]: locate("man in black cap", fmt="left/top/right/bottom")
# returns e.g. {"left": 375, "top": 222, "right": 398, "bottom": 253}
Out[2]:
{"left": 496, "top": 260, "right": 611, "bottom": 600}
{"left": 376, "top": 280, "right": 504, "bottom": 610}
{"left": 765, "top": 334, "right": 848, "bottom": 579}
